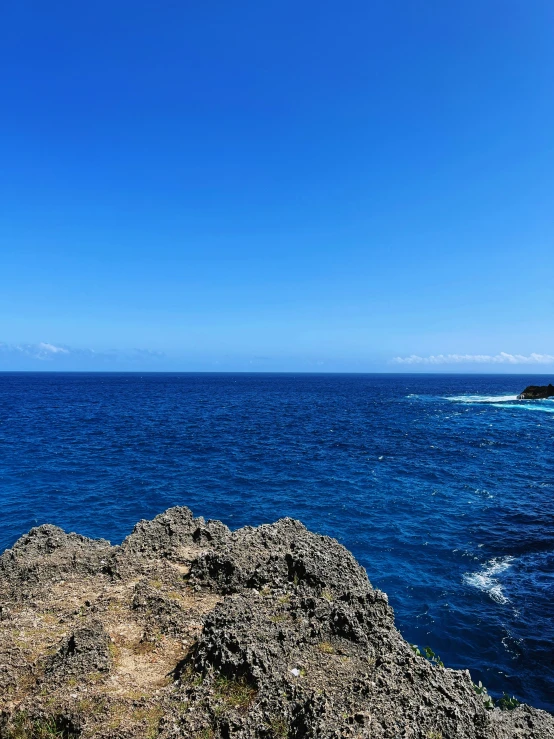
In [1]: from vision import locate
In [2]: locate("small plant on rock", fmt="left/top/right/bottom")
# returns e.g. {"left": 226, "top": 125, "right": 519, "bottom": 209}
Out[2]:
{"left": 497, "top": 693, "right": 521, "bottom": 711}
{"left": 410, "top": 644, "right": 444, "bottom": 667}
{"left": 318, "top": 641, "right": 335, "bottom": 654}
{"left": 423, "top": 646, "right": 444, "bottom": 668}
{"left": 473, "top": 681, "right": 495, "bottom": 710}
{"left": 8, "top": 712, "right": 77, "bottom": 739}
{"left": 270, "top": 613, "right": 289, "bottom": 623}
{"left": 213, "top": 676, "right": 257, "bottom": 712}
{"left": 267, "top": 716, "right": 288, "bottom": 738}
{"left": 194, "top": 728, "right": 215, "bottom": 739}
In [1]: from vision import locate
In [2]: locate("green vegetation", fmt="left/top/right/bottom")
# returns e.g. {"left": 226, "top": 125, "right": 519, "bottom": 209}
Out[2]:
{"left": 471, "top": 681, "right": 521, "bottom": 711}
{"left": 75, "top": 696, "right": 106, "bottom": 715}
{"left": 270, "top": 613, "right": 289, "bottom": 623}
{"left": 473, "top": 681, "right": 495, "bottom": 710}
{"left": 132, "top": 706, "right": 164, "bottom": 738}
{"left": 497, "top": 693, "right": 521, "bottom": 711}
{"left": 194, "top": 728, "right": 215, "bottom": 739}
{"left": 107, "top": 641, "right": 120, "bottom": 662}
{"left": 410, "top": 644, "right": 444, "bottom": 667}
{"left": 267, "top": 716, "right": 288, "bottom": 737}
{"left": 7, "top": 712, "right": 78, "bottom": 739}
{"left": 423, "top": 646, "right": 444, "bottom": 668}
{"left": 178, "top": 663, "right": 204, "bottom": 687}
{"left": 213, "top": 676, "right": 257, "bottom": 712}
{"left": 318, "top": 640, "right": 335, "bottom": 654}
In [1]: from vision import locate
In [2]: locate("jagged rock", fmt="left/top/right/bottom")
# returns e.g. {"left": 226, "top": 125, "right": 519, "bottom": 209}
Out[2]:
{"left": 0, "top": 506, "right": 552, "bottom": 738}
{"left": 46, "top": 621, "right": 113, "bottom": 678}
{"left": 517, "top": 383, "right": 554, "bottom": 400}
{"left": 121, "top": 507, "right": 229, "bottom": 559}
{"left": 0, "top": 525, "right": 112, "bottom": 589}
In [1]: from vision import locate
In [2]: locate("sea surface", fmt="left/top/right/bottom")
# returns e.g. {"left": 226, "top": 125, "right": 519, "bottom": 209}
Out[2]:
{"left": 0, "top": 372, "right": 553, "bottom": 711}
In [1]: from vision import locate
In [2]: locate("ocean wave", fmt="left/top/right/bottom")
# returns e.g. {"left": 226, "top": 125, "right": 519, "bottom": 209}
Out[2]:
{"left": 495, "top": 403, "right": 554, "bottom": 413}
{"left": 447, "top": 394, "right": 519, "bottom": 404}
{"left": 463, "top": 556, "right": 515, "bottom": 604}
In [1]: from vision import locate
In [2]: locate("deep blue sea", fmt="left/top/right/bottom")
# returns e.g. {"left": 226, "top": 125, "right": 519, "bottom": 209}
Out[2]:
{"left": 1, "top": 373, "right": 553, "bottom": 711}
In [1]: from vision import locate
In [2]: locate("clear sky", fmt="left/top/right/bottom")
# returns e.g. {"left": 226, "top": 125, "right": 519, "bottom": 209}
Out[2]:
{"left": 1, "top": 1, "right": 553, "bottom": 372}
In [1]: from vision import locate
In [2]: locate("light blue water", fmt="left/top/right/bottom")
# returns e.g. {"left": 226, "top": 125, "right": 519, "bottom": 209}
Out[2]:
{"left": 0, "top": 373, "right": 552, "bottom": 711}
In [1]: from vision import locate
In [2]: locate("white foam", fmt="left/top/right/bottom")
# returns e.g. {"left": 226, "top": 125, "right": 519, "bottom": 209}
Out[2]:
{"left": 463, "top": 556, "right": 515, "bottom": 604}
{"left": 447, "top": 394, "right": 519, "bottom": 404}
{"left": 495, "top": 403, "right": 554, "bottom": 413}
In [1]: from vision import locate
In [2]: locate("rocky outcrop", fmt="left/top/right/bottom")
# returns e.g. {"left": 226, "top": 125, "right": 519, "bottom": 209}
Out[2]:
{"left": 517, "top": 383, "right": 554, "bottom": 400}
{"left": 45, "top": 621, "right": 113, "bottom": 679}
{"left": 0, "top": 506, "right": 553, "bottom": 738}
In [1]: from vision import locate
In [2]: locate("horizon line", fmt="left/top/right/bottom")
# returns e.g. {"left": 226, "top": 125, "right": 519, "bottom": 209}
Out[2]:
{"left": 0, "top": 370, "right": 552, "bottom": 376}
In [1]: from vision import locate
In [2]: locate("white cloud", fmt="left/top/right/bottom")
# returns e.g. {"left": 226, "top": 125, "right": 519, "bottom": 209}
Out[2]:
{"left": 0, "top": 342, "right": 165, "bottom": 364}
{"left": 392, "top": 352, "right": 554, "bottom": 365}
{"left": 7, "top": 343, "right": 72, "bottom": 360}
{"left": 37, "top": 342, "right": 70, "bottom": 355}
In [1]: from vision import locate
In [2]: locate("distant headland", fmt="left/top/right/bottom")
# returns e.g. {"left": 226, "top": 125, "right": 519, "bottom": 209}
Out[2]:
{"left": 517, "top": 383, "right": 554, "bottom": 400}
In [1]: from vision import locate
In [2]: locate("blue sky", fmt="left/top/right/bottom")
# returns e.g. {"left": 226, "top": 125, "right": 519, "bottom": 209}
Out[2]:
{"left": 1, "top": 1, "right": 553, "bottom": 372}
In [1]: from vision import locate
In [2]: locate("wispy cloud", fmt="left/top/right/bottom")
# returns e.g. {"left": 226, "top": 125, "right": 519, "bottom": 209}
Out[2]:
{"left": 0, "top": 342, "right": 73, "bottom": 360}
{"left": 392, "top": 352, "right": 554, "bottom": 365}
{"left": 129, "top": 348, "right": 166, "bottom": 360}
{"left": 0, "top": 343, "right": 166, "bottom": 363}
{"left": 36, "top": 342, "right": 70, "bottom": 356}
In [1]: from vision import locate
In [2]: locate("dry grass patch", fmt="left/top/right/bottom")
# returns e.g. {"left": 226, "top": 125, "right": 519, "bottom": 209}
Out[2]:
{"left": 318, "top": 641, "right": 335, "bottom": 654}
{"left": 213, "top": 676, "right": 257, "bottom": 713}
{"left": 6, "top": 711, "right": 78, "bottom": 739}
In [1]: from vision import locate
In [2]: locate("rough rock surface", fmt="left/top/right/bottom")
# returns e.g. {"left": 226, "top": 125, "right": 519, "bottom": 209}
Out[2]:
{"left": 517, "top": 383, "right": 554, "bottom": 400}
{"left": 0, "top": 507, "right": 552, "bottom": 738}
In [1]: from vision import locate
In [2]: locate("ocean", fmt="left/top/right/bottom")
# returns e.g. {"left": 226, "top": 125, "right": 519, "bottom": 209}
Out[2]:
{"left": 0, "top": 372, "right": 552, "bottom": 711}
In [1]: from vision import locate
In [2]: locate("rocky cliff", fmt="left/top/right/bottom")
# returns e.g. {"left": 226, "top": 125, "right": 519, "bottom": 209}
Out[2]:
{"left": 1, "top": 507, "right": 552, "bottom": 738}
{"left": 517, "top": 384, "right": 554, "bottom": 400}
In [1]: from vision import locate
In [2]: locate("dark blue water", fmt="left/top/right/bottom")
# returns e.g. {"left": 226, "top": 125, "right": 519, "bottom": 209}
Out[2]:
{"left": 1, "top": 373, "right": 553, "bottom": 711}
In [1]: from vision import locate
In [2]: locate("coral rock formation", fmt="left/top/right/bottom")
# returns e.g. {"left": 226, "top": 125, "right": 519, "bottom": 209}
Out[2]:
{"left": 1, "top": 507, "right": 553, "bottom": 738}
